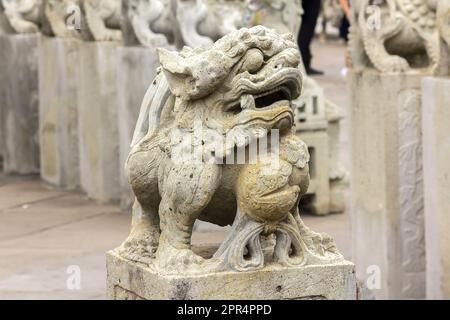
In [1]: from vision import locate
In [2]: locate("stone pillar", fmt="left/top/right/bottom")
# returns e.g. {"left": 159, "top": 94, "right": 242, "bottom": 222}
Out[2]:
{"left": 0, "top": 34, "right": 40, "bottom": 174}
{"left": 77, "top": 42, "right": 120, "bottom": 202}
{"left": 39, "top": 36, "right": 80, "bottom": 189}
{"left": 0, "top": 75, "right": 3, "bottom": 167}
{"left": 349, "top": 69, "right": 426, "bottom": 299}
{"left": 116, "top": 46, "right": 168, "bottom": 211}
{"left": 422, "top": 77, "right": 450, "bottom": 300}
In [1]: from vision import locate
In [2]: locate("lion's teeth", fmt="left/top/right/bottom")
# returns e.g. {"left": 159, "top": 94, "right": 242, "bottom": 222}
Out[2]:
{"left": 240, "top": 94, "right": 255, "bottom": 109}
{"left": 253, "top": 128, "right": 267, "bottom": 139}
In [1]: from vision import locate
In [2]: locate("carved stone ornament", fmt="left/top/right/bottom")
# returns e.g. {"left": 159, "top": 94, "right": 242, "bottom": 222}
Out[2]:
{"left": 1, "top": 0, "right": 42, "bottom": 33}
{"left": 350, "top": 0, "right": 441, "bottom": 73}
{"left": 116, "top": 26, "right": 344, "bottom": 275}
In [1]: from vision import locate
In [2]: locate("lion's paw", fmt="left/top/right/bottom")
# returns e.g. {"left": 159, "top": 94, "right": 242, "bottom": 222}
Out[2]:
{"left": 155, "top": 247, "right": 208, "bottom": 275}
{"left": 14, "top": 20, "right": 39, "bottom": 34}
{"left": 380, "top": 56, "right": 410, "bottom": 73}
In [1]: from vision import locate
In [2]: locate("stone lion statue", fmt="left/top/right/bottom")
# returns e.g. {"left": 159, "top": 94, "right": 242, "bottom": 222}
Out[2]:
{"left": 42, "top": 0, "right": 83, "bottom": 38}
{"left": 350, "top": 0, "right": 439, "bottom": 72}
{"left": 122, "top": 0, "right": 242, "bottom": 49}
{"left": 1, "top": 0, "right": 42, "bottom": 33}
{"left": 82, "top": 0, "right": 121, "bottom": 41}
{"left": 242, "top": 0, "right": 302, "bottom": 37}
{"left": 1, "top": 0, "right": 122, "bottom": 41}
{"left": 172, "top": 0, "right": 244, "bottom": 48}
{"left": 122, "top": 0, "right": 175, "bottom": 47}
{"left": 119, "top": 26, "right": 343, "bottom": 275}
{"left": 40, "top": 0, "right": 122, "bottom": 41}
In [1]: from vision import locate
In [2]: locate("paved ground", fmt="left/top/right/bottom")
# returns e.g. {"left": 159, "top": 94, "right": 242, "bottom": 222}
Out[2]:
{"left": 0, "top": 40, "right": 351, "bottom": 300}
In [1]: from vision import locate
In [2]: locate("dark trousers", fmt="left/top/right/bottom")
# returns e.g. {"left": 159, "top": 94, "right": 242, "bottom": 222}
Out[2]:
{"left": 340, "top": 15, "right": 350, "bottom": 42}
{"left": 297, "top": 0, "right": 322, "bottom": 70}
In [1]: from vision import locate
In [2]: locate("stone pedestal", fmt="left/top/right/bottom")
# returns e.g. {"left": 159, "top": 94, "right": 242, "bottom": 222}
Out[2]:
{"left": 349, "top": 69, "right": 426, "bottom": 299}
{"left": 0, "top": 34, "right": 40, "bottom": 174}
{"left": 77, "top": 42, "right": 120, "bottom": 202}
{"left": 422, "top": 77, "right": 450, "bottom": 300}
{"left": 106, "top": 249, "right": 357, "bottom": 300}
{"left": 116, "top": 46, "right": 168, "bottom": 211}
{"left": 298, "top": 130, "right": 330, "bottom": 215}
{"left": 39, "top": 37, "right": 80, "bottom": 189}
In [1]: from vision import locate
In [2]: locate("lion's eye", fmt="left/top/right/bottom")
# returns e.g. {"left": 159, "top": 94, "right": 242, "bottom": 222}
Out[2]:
{"left": 241, "top": 49, "right": 264, "bottom": 74}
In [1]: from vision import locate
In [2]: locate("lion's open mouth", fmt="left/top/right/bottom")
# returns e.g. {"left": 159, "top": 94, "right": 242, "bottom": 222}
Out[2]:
{"left": 254, "top": 86, "right": 292, "bottom": 109}
{"left": 227, "top": 68, "right": 301, "bottom": 113}
{"left": 224, "top": 68, "right": 302, "bottom": 134}
{"left": 228, "top": 84, "right": 296, "bottom": 114}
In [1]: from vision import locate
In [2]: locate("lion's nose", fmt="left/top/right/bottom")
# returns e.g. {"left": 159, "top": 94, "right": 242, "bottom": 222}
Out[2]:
{"left": 275, "top": 117, "right": 293, "bottom": 131}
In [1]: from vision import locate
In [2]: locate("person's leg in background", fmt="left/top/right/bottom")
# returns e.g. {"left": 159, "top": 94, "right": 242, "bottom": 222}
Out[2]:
{"left": 339, "top": 15, "right": 350, "bottom": 42}
{"left": 298, "top": 0, "right": 323, "bottom": 75}
{"left": 339, "top": 0, "right": 351, "bottom": 73}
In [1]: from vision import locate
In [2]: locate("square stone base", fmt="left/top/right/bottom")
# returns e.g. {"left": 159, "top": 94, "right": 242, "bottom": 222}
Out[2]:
{"left": 106, "top": 249, "right": 357, "bottom": 300}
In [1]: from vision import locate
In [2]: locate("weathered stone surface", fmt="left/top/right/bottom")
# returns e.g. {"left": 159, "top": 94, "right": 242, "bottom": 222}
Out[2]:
{"left": 82, "top": 0, "right": 122, "bottom": 42}
{"left": 106, "top": 249, "right": 357, "bottom": 300}
{"left": 0, "top": 34, "right": 40, "bottom": 174}
{"left": 116, "top": 46, "right": 168, "bottom": 211}
{"left": 349, "top": 69, "right": 426, "bottom": 299}
{"left": 0, "top": 3, "right": 4, "bottom": 162}
{"left": 39, "top": 36, "right": 80, "bottom": 189}
{"left": 43, "top": 0, "right": 84, "bottom": 39}
{"left": 121, "top": 0, "right": 173, "bottom": 48}
{"left": 77, "top": 42, "right": 120, "bottom": 202}
{"left": 0, "top": 110, "right": 3, "bottom": 166}
{"left": 0, "top": 2, "right": 13, "bottom": 34}
{"left": 297, "top": 130, "right": 330, "bottom": 215}
{"left": 248, "top": 0, "right": 347, "bottom": 216}
{"left": 108, "top": 26, "right": 354, "bottom": 300}
{"left": 294, "top": 76, "right": 348, "bottom": 215}
{"left": 422, "top": 76, "right": 450, "bottom": 299}
{"left": 172, "top": 0, "right": 242, "bottom": 48}
{"left": 1, "top": 0, "right": 42, "bottom": 34}
{"left": 350, "top": 0, "right": 438, "bottom": 73}
{"left": 434, "top": 0, "right": 450, "bottom": 77}
{"left": 241, "top": 0, "right": 302, "bottom": 37}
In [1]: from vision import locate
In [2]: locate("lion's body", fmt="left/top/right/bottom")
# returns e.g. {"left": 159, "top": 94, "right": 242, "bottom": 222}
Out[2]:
{"left": 118, "top": 27, "right": 343, "bottom": 274}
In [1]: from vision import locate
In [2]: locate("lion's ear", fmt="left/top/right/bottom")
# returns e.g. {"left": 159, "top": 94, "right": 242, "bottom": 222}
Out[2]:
{"left": 158, "top": 48, "right": 195, "bottom": 99}
{"left": 158, "top": 48, "right": 191, "bottom": 75}
{"left": 158, "top": 47, "right": 229, "bottom": 100}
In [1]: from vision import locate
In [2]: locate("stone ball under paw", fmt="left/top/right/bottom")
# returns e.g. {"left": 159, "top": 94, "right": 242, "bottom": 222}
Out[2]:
{"left": 236, "top": 158, "right": 301, "bottom": 223}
